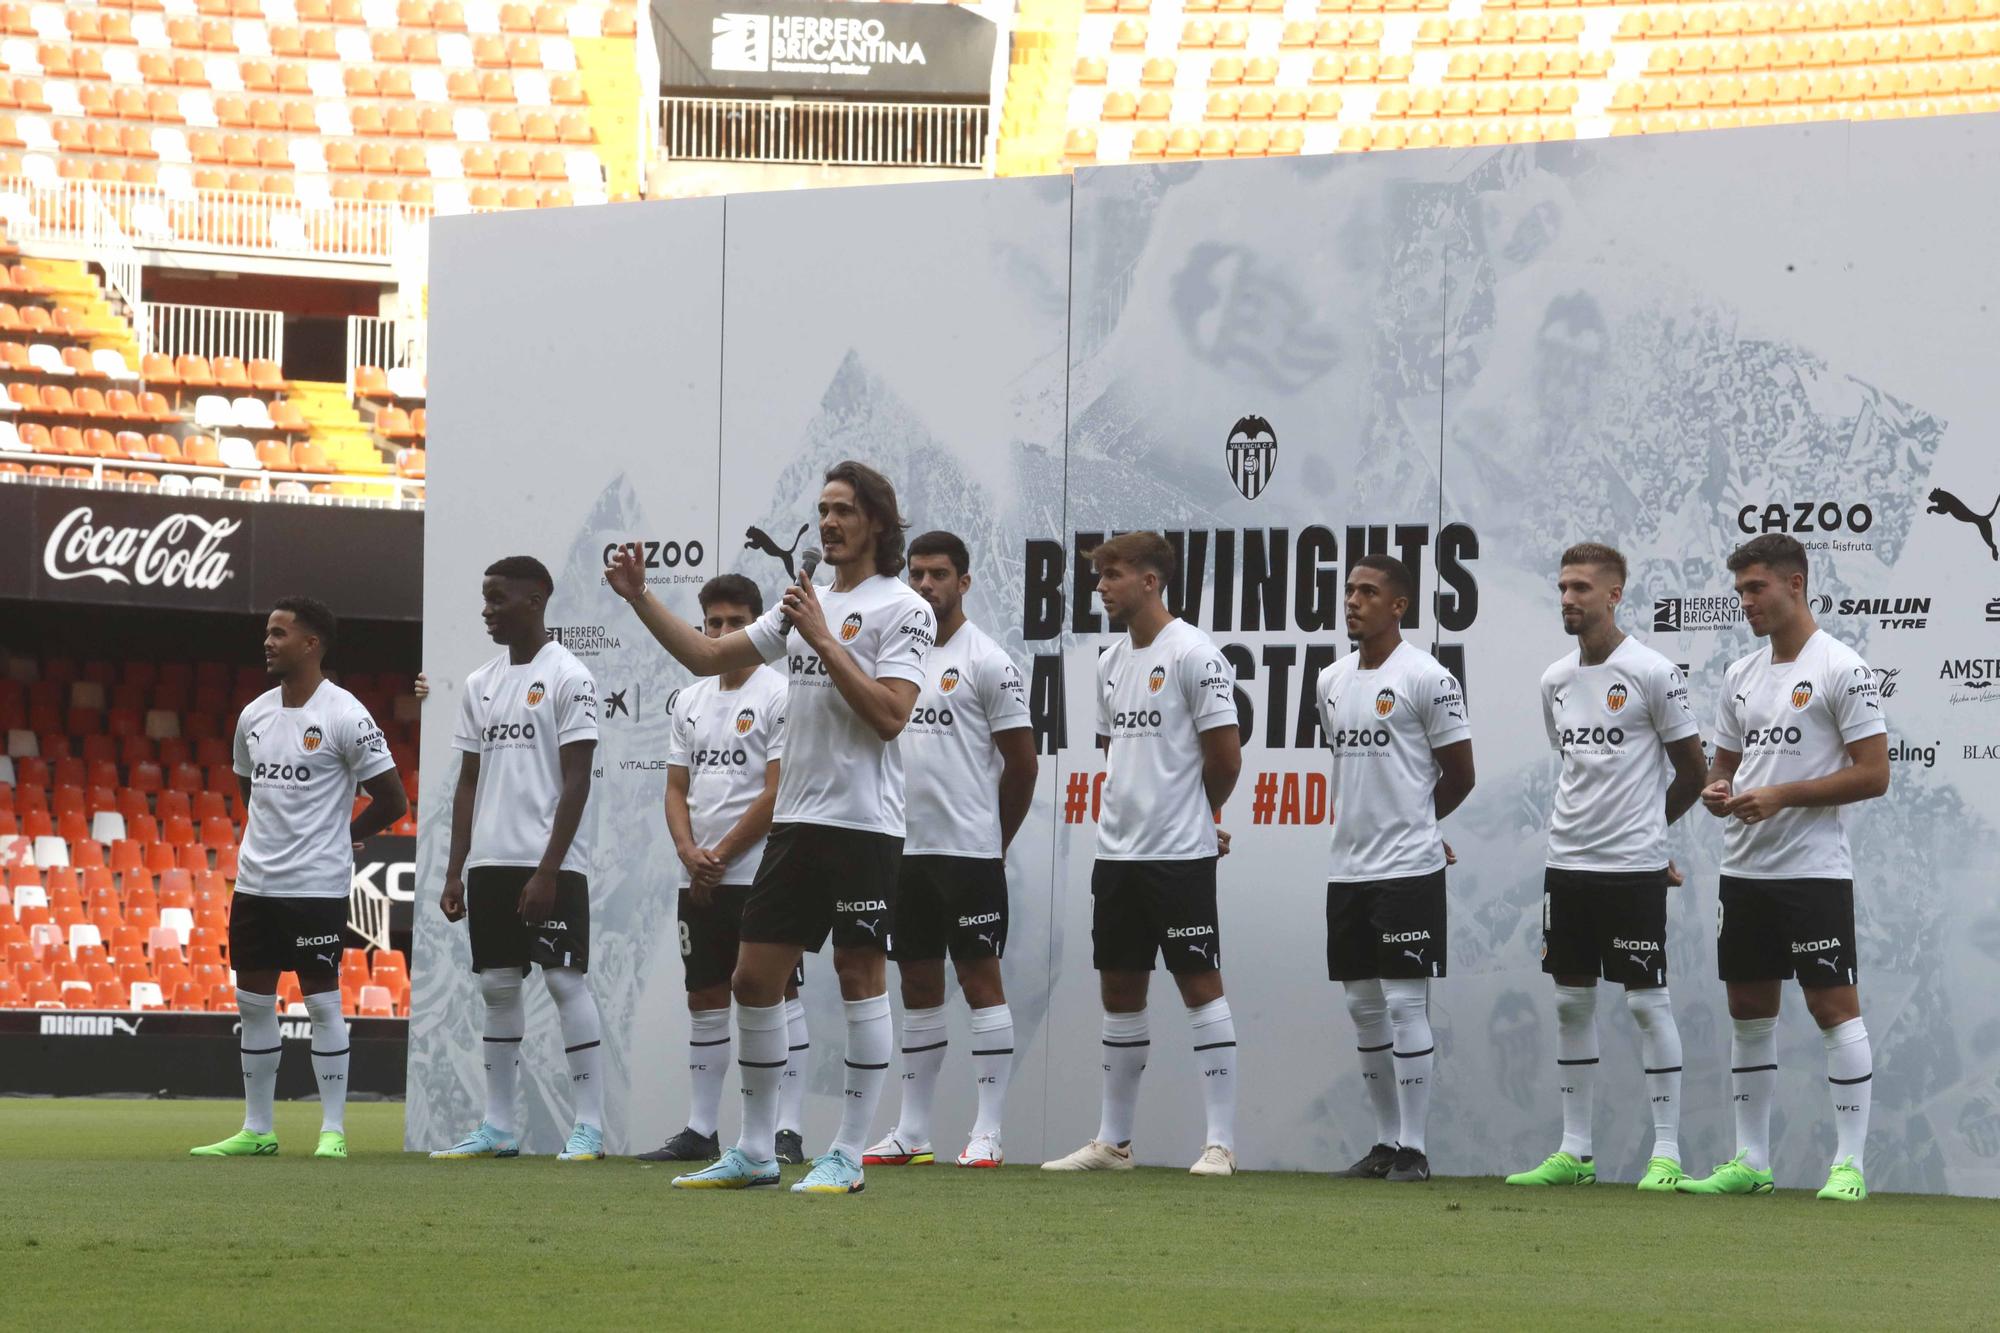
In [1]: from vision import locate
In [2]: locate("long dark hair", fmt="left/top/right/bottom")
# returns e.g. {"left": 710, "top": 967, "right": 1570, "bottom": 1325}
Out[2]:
{"left": 824, "top": 459, "right": 909, "bottom": 577}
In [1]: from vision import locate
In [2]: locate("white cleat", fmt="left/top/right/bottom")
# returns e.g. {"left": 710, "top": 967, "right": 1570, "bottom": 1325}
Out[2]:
{"left": 1040, "top": 1139, "right": 1134, "bottom": 1172}
{"left": 861, "top": 1132, "right": 935, "bottom": 1167}
{"left": 957, "top": 1131, "right": 1004, "bottom": 1169}
{"left": 1189, "top": 1144, "right": 1236, "bottom": 1177}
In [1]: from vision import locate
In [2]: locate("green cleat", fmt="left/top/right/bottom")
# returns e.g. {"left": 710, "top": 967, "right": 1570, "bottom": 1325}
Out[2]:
{"left": 1816, "top": 1157, "right": 1866, "bottom": 1202}
{"left": 1674, "top": 1150, "right": 1774, "bottom": 1196}
{"left": 1636, "top": 1156, "right": 1685, "bottom": 1192}
{"left": 190, "top": 1130, "right": 279, "bottom": 1158}
{"left": 1505, "top": 1151, "right": 1596, "bottom": 1187}
{"left": 314, "top": 1132, "right": 348, "bottom": 1160}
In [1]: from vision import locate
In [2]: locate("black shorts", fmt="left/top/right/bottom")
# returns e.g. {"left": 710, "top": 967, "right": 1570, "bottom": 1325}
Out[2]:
{"left": 1717, "top": 875, "right": 1858, "bottom": 986}
{"left": 1326, "top": 869, "right": 1448, "bottom": 981}
{"left": 677, "top": 885, "right": 804, "bottom": 992}
{"left": 467, "top": 866, "right": 591, "bottom": 973}
{"left": 740, "top": 821, "right": 900, "bottom": 953}
{"left": 1091, "top": 857, "right": 1220, "bottom": 975}
{"left": 228, "top": 892, "right": 347, "bottom": 978}
{"left": 1541, "top": 867, "right": 1670, "bottom": 988}
{"left": 889, "top": 855, "right": 1008, "bottom": 963}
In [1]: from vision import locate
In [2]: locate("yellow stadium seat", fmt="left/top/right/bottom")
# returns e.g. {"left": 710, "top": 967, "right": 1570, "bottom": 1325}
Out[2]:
{"left": 1233, "top": 125, "right": 1271, "bottom": 154}
{"left": 1181, "top": 20, "right": 1215, "bottom": 46}
{"left": 1409, "top": 122, "right": 1441, "bottom": 148}
{"left": 1208, "top": 56, "right": 1245, "bottom": 84}
{"left": 1142, "top": 56, "right": 1178, "bottom": 83}
{"left": 1338, "top": 126, "right": 1369, "bottom": 151}
{"left": 1101, "top": 90, "right": 1139, "bottom": 119}
{"left": 1165, "top": 127, "right": 1201, "bottom": 158}
{"left": 1136, "top": 90, "right": 1173, "bottom": 118}
{"left": 1075, "top": 56, "right": 1109, "bottom": 84}
{"left": 1111, "top": 20, "right": 1148, "bottom": 47}
{"left": 1371, "top": 124, "right": 1408, "bottom": 150}
{"left": 1131, "top": 127, "right": 1168, "bottom": 158}
{"left": 1377, "top": 88, "right": 1412, "bottom": 115}
{"left": 1243, "top": 56, "right": 1279, "bottom": 83}
{"left": 1281, "top": 20, "right": 1315, "bottom": 46}
{"left": 1409, "top": 86, "right": 1443, "bottom": 115}
{"left": 1269, "top": 126, "right": 1304, "bottom": 154}
{"left": 1063, "top": 128, "right": 1099, "bottom": 161}
{"left": 1413, "top": 19, "right": 1447, "bottom": 45}
{"left": 1274, "top": 89, "right": 1309, "bottom": 118}
{"left": 1446, "top": 52, "right": 1477, "bottom": 79}
{"left": 1213, "top": 20, "right": 1248, "bottom": 47}
{"left": 1206, "top": 91, "right": 1241, "bottom": 118}
{"left": 1307, "top": 90, "right": 1344, "bottom": 117}
{"left": 1199, "top": 128, "right": 1234, "bottom": 156}
{"left": 1239, "top": 89, "right": 1275, "bottom": 118}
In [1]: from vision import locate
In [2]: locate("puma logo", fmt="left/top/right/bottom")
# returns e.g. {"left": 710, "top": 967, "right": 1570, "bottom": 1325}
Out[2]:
{"left": 1628, "top": 953, "right": 1650, "bottom": 970}
{"left": 1928, "top": 488, "right": 2000, "bottom": 561}
{"left": 537, "top": 934, "right": 560, "bottom": 953}
{"left": 314, "top": 951, "right": 338, "bottom": 969}
{"left": 1402, "top": 949, "right": 1425, "bottom": 967}
{"left": 1189, "top": 942, "right": 1218, "bottom": 969}
{"left": 1814, "top": 955, "right": 1841, "bottom": 972}
{"left": 1551, "top": 688, "right": 1567, "bottom": 708}
{"left": 977, "top": 932, "right": 998, "bottom": 952}
{"left": 744, "top": 523, "right": 811, "bottom": 578}
{"left": 853, "top": 919, "right": 882, "bottom": 938}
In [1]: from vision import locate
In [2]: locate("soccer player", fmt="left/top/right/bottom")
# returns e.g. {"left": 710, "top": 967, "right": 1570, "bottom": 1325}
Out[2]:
{"left": 1042, "top": 531, "right": 1243, "bottom": 1177}
{"left": 1678, "top": 534, "right": 1888, "bottom": 1202}
{"left": 1505, "top": 543, "right": 1707, "bottom": 1192}
{"left": 638, "top": 574, "right": 810, "bottom": 1167}
{"left": 431, "top": 556, "right": 609, "bottom": 1163}
{"left": 611, "top": 460, "right": 935, "bottom": 1195}
{"left": 864, "top": 531, "right": 1037, "bottom": 1170}
{"left": 191, "top": 597, "right": 407, "bottom": 1159}
{"left": 1316, "top": 554, "right": 1474, "bottom": 1184}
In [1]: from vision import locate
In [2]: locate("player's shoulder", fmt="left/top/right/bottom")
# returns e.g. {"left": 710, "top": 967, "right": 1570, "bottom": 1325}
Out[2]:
{"left": 1810, "top": 629, "right": 1868, "bottom": 674}
{"left": 314, "top": 680, "right": 369, "bottom": 716}
{"left": 1392, "top": 639, "right": 1453, "bottom": 683}
{"left": 867, "top": 573, "right": 932, "bottom": 618}
{"left": 1317, "top": 649, "right": 1356, "bottom": 692}
{"left": 541, "top": 640, "right": 593, "bottom": 683}
{"left": 1617, "top": 635, "right": 1681, "bottom": 681}
{"left": 1540, "top": 650, "right": 1579, "bottom": 689}
{"left": 1725, "top": 640, "right": 1772, "bottom": 679}
{"left": 463, "top": 650, "right": 510, "bottom": 690}
{"left": 675, "top": 673, "right": 717, "bottom": 711}
{"left": 236, "top": 686, "right": 283, "bottom": 726}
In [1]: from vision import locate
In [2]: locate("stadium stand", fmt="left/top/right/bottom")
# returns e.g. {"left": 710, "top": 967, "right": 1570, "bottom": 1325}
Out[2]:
{"left": 0, "top": 650, "right": 420, "bottom": 1015}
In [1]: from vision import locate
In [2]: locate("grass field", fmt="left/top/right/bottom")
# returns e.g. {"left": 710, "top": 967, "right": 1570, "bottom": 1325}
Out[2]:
{"left": 4, "top": 1100, "right": 1998, "bottom": 1331}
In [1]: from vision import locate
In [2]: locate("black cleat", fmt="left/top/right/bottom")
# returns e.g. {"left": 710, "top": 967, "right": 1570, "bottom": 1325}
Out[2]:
{"left": 636, "top": 1127, "right": 719, "bottom": 1163}
{"left": 774, "top": 1129, "right": 805, "bottom": 1165}
{"left": 1341, "top": 1142, "right": 1398, "bottom": 1179}
{"left": 1385, "top": 1147, "right": 1432, "bottom": 1182}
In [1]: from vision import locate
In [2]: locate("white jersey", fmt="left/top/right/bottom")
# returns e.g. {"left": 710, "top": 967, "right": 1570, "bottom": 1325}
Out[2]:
{"left": 453, "top": 640, "right": 599, "bottom": 874}
{"left": 1541, "top": 636, "right": 1700, "bottom": 872}
{"left": 233, "top": 680, "right": 396, "bottom": 899}
{"left": 1714, "top": 629, "right": 1885, "bottom": 879}
{"left": 666, "top": 666, "right": 787, "bottom": 886}
{"left": 1316, "top": 641, "right": 1471, "bottom": 882}
{"left": 903, "top": 620, "right": 1031, "bottom": 858}
{"left": 744, "top": 572, "right": 934, "bottom": 836}
{"left": 1095, "top": 617, "right": 1238, "bottom": 861}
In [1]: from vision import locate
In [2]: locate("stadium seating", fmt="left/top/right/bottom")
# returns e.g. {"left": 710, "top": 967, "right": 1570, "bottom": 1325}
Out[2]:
{"left": 0, "top": 651, "right": 421, "bottom": 1016}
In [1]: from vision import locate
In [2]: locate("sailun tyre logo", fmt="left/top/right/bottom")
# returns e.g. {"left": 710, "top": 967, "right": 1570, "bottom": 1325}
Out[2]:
{"left": 1225, "top": 414, "right": 1277, "bottom": 501}
{"left": 43, "top": 507, "right": 240, "bottom": 590}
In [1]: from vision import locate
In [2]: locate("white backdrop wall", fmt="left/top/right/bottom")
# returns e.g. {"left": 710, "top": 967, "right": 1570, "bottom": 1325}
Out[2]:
{"left": 416, "top": 117, "right": 2000, "bottom": 1196}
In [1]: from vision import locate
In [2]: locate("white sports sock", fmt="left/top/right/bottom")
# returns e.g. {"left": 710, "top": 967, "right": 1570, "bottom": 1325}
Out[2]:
{"left": 1188, "top": 997, "right": 1237, "bottom": 1152}
{"left": 1554, "top": 983, "right": 1598, "bottom": 1160}
{"left": 830, "top": 994, "right": 892, "bottom": 1161}
{"left": 687, "top": 1007, "right": 732, "bottom": 1138}
{"left": 968, "top": 1004, "right": 1014, "bottom": 1139}
{"left": 1731, "top": 1016, "right": 1779, "bottom": 1173}
{"left": 1343, "top": 979, "right": 1399, "bottom": 1147}
{"left": 237, "top": 988, "right": 281, "bottom": 1135}
{"left": 303, "top": 989, "right": 349, "bottom": 1135}
{"left": 1383, "top": 978, "right": 1434, "bottom": 1154}
{"left": 1096, "top": 1008, "right": 1148, "bottom": 1147}
{"left": 779, "top": 997, "right": 809, "bottom": 1135}
{"left": 734, "top": 1001, "right": 788, "bottom": 1160}
{"left": 1823, "top": 1017, "right": 1871, "bottom": 1174}
{"left": 544, "top": 966, "right": 604, "bottom": 1130}
{"left": 894, "top": 1004, "right": 948, "bottom": 1147}
{"left": 479, "top": 967, "right": 526, "bottom": 1135}
{"left": 1625, "top": 987, "right": 1682, "bottom": 1162}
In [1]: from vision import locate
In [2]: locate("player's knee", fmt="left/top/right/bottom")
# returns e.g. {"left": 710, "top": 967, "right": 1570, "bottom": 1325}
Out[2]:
{"left": 1343, "top": 982, "right": 1386, "bottom": 1029}
{"left": 688, "top": 986, "right": 730, "bottom": 1013}
{"left": 1382, "top": 980, "right": 1428, "bottom": 1029}
{"left": 1803, "top": 987, "right": 1859, "bottom": 1029}
{"left": 479, "top": 969, "right": 523, "bottom": 1007}
{"left": 1625, "top": 986, "right": 1669, "bottom": 1029}
{"left": 1175, "top": 969, "right": 1224, "bottom": 1009}
{"left": 1554, "top": 985, "right": 1594, "bottom": 1027}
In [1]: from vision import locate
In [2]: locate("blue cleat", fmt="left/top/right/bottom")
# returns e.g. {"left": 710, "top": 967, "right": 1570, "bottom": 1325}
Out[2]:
{"left": 557, "top": 1123, "right": 606, "bottom": 1162}
{"left": 672, "top": 1146, "right": 781, "bottom": 1190}
{"left": 791, "top": 1148, "right": 866, "bottom": 1195}
{"left": 429, "top": 1122, "right": 520, "bottom": 1160}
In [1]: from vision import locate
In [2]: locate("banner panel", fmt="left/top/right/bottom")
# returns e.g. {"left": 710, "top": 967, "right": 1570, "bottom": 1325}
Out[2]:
{"left": 655, "top": 0, "right": 996, "bottom": 99}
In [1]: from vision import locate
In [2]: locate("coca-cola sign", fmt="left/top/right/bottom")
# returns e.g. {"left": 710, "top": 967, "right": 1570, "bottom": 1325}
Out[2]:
{"left": 42, "top": 507, "right": 241, "bottom": 590}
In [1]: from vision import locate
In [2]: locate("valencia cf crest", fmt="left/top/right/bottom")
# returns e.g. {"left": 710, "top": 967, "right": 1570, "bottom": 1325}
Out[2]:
{"left": 1605, "top": 683, "right": 1629, "bottom": 714}
{"left": 301, "top": 725, "right": 323, "bottom": 753}
{"left": 1225, "top": 414, "right": 1277, "bottom": 501}
{"left": 1790, "top": 680, "right": 1814, "bottom": 710}
{"left": 1375, "top": 688, "right": 1397, "bottom": 718}
{"left": 939, "top": 667, "right": 961, "bottom": 694}
{"left": 840, "top": 613, "right": 863, "bottom": 643}
{"left": 1148, "top": 665, "right": 1167, "bottom": 694}
{"left": 734, "top": 708, "right": 755, "bottom": 736}
{"left": 526, "top": 681, "right": 546, "bottom": 706}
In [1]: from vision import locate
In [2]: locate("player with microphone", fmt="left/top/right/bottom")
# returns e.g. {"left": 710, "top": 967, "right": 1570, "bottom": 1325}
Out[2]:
{"left": 609, "top": 460, "right": 935, "bottom": 1196}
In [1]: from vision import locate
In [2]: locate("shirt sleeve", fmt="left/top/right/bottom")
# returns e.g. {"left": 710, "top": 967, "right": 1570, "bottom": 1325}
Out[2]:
{"left": 871, "top": 597, "right": 933, "bottom": 686}
{"left": 232, "top": 708, "right": 254, "bottom": 777}
{"left": 665, "top": 687, "right": 693, "bottom": 768}
{"left": 555, "top": 665, "right": 599, "bottom": 744}
{"left": 344, "top": 704, "right": 398, "bottom": 782}
{"left": 1540, "top": 677, "right": 1561, "bottom": 752}
{"left": 452, "top": 670, "right": 481, "bottom": 755}
{"left": 1180, "top": 643, "right": 1239, "bottom": 733}
{"left": 765, "top": 695, "right": 786, "bottom": 763}
{"left": 745, "top": 602, "right": 792, "bottom": 666}
{"left": 1829, "top": 652, "right": 1887, "bottom": 743}
{"left": 1713, "top": 666, "right": 1744, "bottom": 753}
{"left": 983, "top": 649, "right": 1031, "bottom": 733}
{"left": 1650, "top": 658, "right": 1700, "bottom": 743}
{"left": 1421, "top": 667, "right": 1471, "bottom": 749}
{"left": 1095, "top": 649, "right": 1114, "bottom": 740}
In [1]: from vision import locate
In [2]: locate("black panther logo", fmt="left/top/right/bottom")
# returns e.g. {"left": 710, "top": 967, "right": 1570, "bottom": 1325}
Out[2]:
{"left": 744, "top": 524, "right": 810, "bottom": 579}
{"left": 1928, "top": 487, "right": 1999, "bottom": 562}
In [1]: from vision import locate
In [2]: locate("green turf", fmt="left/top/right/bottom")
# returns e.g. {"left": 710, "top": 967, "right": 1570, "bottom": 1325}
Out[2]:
{"left": 3, "top": 1100, "right": 1998, "bottom": 1330}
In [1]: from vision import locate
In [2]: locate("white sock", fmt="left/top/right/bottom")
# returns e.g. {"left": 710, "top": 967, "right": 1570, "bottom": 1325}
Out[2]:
{"left": 687, "top": 1007, "right": 731, "bottom": 1138}
{"left": 1731, "top": 1016, "right": 1779, "bottom": 1173}
{"left": 894, "top": 1004, "right": 949, "bottom": 1147}
{"left": 734, "top": 1001, "right": 788, "bottom": 1161}
{"left": 1188, "top": 997, "right": 1237, "bottom": 1153}
{"left": 1823, "top": 1017, "right": 1871, "bottom": 1173}
{"left": 968, "top": 1003, "right": 1014, "bottom": 1139}
{"left": 1554, "top": 983, "right": 1598, "bottom": 1160}
{"left": 544, "top": 966, "right": 604, "bottom": 1130}
{"left": 303, "top": 990, "right": 350, "bottom": 1135}
{"left": 1343, "top": 979, "right": 1399, "bottom": 1147}
{"left": 779, "top": 997, "right": 809, "bottom": 1135}
{"left": 1097, "top": 1008, "right": 1148, "bottom": 1147}
{"left": 1626, "top": 987, "right": 1682, "bottom": 1162}
{"left": 831, "top": 994, "right": 892, "bottom": 1161}
{"left": 237, "top": 988, "right": 281, "bottom": 1135}
{"left": 479, "top": 967, "right": 525, "bottom": 1136}
{"left": 1383, "top": 978, "right": 1434, "bottom": 1154}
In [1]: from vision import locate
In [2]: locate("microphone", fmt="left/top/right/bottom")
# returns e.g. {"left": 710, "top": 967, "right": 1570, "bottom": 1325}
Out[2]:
{"left": 781, "top": 548, "right": 822, "bottom": 631}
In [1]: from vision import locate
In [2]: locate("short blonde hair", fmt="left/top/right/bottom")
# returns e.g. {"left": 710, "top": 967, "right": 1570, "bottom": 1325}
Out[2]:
{"left": 1088, "top": 531, "right": 1176, "bottom": 584}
